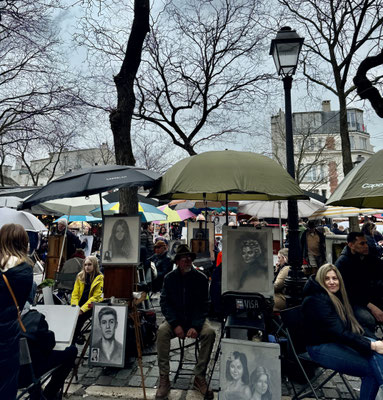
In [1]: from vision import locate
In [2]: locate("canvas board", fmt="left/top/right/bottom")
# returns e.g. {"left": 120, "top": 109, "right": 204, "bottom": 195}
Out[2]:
{"left": 219, "top": 338, "right": 281, "bottom": 400}
{"left": 34, "top": 305, "right": 79, "bottom": 350}
{"left": 222, "top": 226, "right": 273, "bottom": 296}
{"left": 89, "top": 303, "right": 128, "bottom": 368}
{"left": 187, "top": 221, "right": 215, "bottom": 260}
{"left": 101, "top": 215, "right": 140, "bottom": 265}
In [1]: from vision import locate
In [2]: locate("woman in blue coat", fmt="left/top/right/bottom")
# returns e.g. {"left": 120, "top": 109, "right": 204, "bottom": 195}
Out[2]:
{"left": 0, "top": 224, "right": 33, "bottom": 399}
{"left": 302, "top": 263, "right": 383, "bottom": 399}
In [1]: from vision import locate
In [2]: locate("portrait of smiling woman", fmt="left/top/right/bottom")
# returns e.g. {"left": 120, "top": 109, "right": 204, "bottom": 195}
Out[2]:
{"left": 223, "top": 351, "right": 251, "bottom": 400}
{"left": 102, "top": 216, "right": 140, "bottom": 265}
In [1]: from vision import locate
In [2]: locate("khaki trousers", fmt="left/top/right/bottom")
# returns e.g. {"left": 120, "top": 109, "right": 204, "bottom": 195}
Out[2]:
{"left": 156, "top": 320, "right": 216, "bottom": 377}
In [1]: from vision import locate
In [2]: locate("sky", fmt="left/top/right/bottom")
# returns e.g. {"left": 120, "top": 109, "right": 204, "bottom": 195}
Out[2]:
{"left": 53, "top": 1, "right": 383, "bottom": 159}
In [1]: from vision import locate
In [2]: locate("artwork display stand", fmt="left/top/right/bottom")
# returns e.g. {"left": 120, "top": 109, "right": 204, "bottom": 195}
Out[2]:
{"left": 65, "top": 291, "right": 148, "bottom": 400}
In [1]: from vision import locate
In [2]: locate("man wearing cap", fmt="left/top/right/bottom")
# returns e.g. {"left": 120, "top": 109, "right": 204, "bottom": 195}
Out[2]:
{"left": 149, "top": 240, "right": 173, "bottom": 293}
{"left": 155, "top": 244, "right": 215, "bottom": 400}
{"left": 57, "top": 218, "right": 86, "bottom": 260}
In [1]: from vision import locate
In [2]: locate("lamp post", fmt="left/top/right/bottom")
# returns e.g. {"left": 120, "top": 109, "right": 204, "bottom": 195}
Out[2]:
{"left": 270, "top": 27, "right": 305, "bottom": 305}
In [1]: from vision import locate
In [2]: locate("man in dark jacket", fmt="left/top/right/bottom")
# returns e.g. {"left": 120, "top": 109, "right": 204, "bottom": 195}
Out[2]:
{"left": 148, "top": 240, "right": 173, "bottom": 293}
{"left": 301, "top": 220, "right": 326, "bottom": 270}
{"left": 335, "top": 232, "right": 383, "bottom": 336}
{"left": 57, "top": 219, "right": 86, "bottom": 260}
{"left": 155, "top": 245, "right": 215, "bottom": 400}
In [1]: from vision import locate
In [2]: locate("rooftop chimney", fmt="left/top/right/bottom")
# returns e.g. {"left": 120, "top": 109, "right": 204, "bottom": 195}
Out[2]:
{"left": 322, "top": 100, "right": 331, "bottom": 112}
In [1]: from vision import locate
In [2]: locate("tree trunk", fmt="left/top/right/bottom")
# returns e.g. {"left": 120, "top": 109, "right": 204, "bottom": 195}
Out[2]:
{"left": 109, "top": 0, "right": 150, "bottom": 215}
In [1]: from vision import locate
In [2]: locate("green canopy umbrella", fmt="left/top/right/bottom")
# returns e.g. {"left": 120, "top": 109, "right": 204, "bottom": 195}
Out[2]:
{"left": 149, "top": 150, "right": 307, "bottom": 201}
{"left": 327, "top": 149, "right": 383, "bottom": 208}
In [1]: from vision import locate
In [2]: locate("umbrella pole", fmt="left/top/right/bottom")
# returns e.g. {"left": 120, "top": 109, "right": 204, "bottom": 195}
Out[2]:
{"left": 99, "top": 193, "right": 105, "bottom": 220}
{"left": 58, "top": 206, "right": 72, "bottom": 271}
{"left": 225, "top": 193, "right": 229, "bottom": 225}
{"left": 278, "top": 201, "right": 283, "bottom": 250}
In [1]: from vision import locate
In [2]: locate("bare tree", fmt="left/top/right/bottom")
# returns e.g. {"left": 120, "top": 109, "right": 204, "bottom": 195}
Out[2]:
{"left": 0, "top": 0, "right": 88, "bottom": 184}
{"left": 278, "top": 0, "right": 383, "bottom": 176}
{"left": 134, "top": 0, "right": 273, "bottom": 155}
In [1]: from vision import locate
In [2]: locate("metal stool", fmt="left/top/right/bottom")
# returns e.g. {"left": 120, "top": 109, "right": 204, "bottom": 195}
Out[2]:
{"left": 174, "top": 337, "right": 199, "bottom": 383}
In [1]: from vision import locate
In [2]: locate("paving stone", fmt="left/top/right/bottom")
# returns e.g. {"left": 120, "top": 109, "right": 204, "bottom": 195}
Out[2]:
{"left": 322, "top": 387, "right": 339, "bottom": 398}
{"left": 129, "top": 375, "right": 145, "bottom": 387}
{"left": 115, "top": 369, "right": 133, "bottom": 379}
{"left": 80, "top": 377, "right": 97, "bottom": 385}
{"left": 143, "top": 376, "right": 158, "bottom": 388}
{"left": 110, "top": 378, "right": 128, "bottom": 387}
{"left": 148, "top": 366, "right": 160, "bottom": 377}
{"left": 170, "top": 360, "right": 180, "bottom": 372}
{"left": 95, "top": 375, "right": 114, "bottom": 386}
{"left": 174, "top": 377, "right": 193, "bottom": 390}
{"left": 142, "top": 354, "right": 158, "bottom": 363}
{"left": 85, "top": 368, "right": 103, "bottom": 378}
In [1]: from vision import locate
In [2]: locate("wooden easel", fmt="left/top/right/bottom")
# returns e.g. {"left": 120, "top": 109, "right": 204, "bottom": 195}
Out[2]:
{"left": 45, "top": 235, "right": 66, "bottom": 279}
{"left": 65, "top": 268, "right": 148, "bottom": 400}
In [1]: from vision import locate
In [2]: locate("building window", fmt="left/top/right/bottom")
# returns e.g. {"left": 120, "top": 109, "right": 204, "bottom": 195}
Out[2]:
{"left": 347, "top": 110, "right": 356, "bottom": 130}
{"left": 350, "top": 136, "right": 355, "bottom": 150}
{"left": 321, "top": 189, "right": 327, "bottom": 198}
{"left": 360, "top": 137, "right": 367, "bottom": 150}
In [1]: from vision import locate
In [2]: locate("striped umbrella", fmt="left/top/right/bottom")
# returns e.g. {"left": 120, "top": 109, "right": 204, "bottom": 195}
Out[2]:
{"left": 308, "top": 206, "right": 383, "bottom": 220}
{"left": 90, "top": 202, "right": 167, "bottom": 222}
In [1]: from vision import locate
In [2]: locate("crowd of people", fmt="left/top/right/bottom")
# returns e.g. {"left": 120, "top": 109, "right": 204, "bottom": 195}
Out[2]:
{"left": 3, "top": 211, "right": 383, "bottom": 399}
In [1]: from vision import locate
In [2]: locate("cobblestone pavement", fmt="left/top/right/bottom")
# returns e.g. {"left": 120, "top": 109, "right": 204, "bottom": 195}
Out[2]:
{"left": 64, "top": 297, "right": 363, "bottom": 399}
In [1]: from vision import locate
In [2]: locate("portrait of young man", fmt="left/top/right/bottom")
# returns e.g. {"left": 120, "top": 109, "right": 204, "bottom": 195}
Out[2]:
{"left": 90, "top": 305, "right": 126, "bottom": 367}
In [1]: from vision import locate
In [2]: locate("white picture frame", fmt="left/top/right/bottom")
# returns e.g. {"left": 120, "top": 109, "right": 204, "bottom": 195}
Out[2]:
{"left": 219, "top": 338, "right": 281, "bottom": 400}
{"left": 101, "top": 215, "right": 140, "bottom": 265}
{"left": 89, "top": 303, "right": 128, "bottom": 368}
{"left": 222, "top": 226, "right": 273, "bottom": 296}
{"left": 211, "top": 215, "right": 237, "bottom": 235}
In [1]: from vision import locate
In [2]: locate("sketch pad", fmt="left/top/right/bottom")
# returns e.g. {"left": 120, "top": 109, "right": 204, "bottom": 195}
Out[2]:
{"left": 34, "top": 305, "right": 79, "bottom": 349}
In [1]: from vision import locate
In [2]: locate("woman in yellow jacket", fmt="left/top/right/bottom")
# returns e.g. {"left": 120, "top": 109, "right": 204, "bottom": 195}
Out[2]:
{"left": 71, "top": 256, "right": 103, "bottom": 343}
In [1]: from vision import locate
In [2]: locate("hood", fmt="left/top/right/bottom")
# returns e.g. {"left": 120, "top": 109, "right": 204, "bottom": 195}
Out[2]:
{"left": 303, "top": 275, "right": 326, "bottom": 298}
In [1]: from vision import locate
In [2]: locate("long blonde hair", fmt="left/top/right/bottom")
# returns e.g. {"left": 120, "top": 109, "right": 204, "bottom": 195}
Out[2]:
{"left": 316, "top": 264, "right": 363, "bottom": 335}
{"left": 0, "top": 224, "right": 32, "bottom": 269}
{"left": 77, "top": 256, "right": 100, "bottom": 283}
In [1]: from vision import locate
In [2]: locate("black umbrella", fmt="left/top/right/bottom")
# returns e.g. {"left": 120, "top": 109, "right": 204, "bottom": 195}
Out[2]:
{"left": 19, "top": 165, "right": 160, "bottom": 210}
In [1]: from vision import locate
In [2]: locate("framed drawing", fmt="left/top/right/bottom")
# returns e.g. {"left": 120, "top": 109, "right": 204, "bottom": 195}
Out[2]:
{"left": 101, "top": 215, "right": 140, "bottom": 265}
{"left": 219, "top": 338, "right": 281, "bottom": 400}
{"left": 89, "top": 303, "right": 128, "bottom": 367}
{"left": 187, "top": 221, "right": 215, "bottom": 260}
{"left": 211, "top": 215, "right": 237, "bottom": 235}
{"left": 222, "top": 226, "right": 273, "bottom": 296}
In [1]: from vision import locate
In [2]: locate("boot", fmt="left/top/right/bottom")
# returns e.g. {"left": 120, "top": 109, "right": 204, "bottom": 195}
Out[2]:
{"left": 155, "top": 374, "right": 171, "bottom": 399}
{"left": 194, "top": 375, "right": 214, "bottom": 399}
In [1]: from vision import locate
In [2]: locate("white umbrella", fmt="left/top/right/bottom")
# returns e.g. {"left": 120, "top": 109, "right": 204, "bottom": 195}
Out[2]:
{"left": 238, "top": 199, "right": 323, "bottom": 219}
{"left": 0, "top": 207, "right": 47, "bottom": 231}
{"left": 29, "top": 194, "right": 110, "bottom": 216}
{"left": 308, "top": 206, "right": 383, "bottom": 220}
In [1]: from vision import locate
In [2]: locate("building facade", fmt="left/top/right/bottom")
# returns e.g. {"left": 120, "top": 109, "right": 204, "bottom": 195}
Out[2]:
{"left": 10, "top": 144, "right": 115, "bottom": 186}
{"left": 271, "top": 100, "right": 374, "bottom": 198}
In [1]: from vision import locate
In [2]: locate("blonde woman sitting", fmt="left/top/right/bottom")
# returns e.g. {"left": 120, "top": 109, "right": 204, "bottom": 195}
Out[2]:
{"left": 71, "top": 256, "right": 103, "bottom": 343}
{"left": 302, "top": 263, "right": 383, "bottom": 400}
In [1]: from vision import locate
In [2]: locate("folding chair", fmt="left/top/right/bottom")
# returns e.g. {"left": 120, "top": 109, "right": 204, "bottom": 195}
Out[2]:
{"left": 17, "top": 337, "right": 63, "bottom": 400}
{"left": 277, "top": 306, "right": 357, "bottom": 400}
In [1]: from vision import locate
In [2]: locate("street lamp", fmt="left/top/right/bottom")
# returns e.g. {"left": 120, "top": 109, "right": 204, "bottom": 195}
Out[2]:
{"left": 270, "top": 27, "right": 305, "bottom": 305}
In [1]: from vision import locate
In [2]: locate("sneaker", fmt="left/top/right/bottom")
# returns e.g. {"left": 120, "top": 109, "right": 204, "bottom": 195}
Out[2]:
{"left": 155, "top": 374, "right": 171, "bottom": 399}
{"left": 194, "top": 375, "right": 214, "bottom": 399}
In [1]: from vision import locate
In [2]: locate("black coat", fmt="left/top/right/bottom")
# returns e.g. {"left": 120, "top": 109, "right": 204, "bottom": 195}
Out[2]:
{"left": 160, "top": 267, "right": 209, "bottom": 333}
{"left": 302, "top": 275, "right": 372, "bottom": 357}
{"left": 335, "top": 245, "right": 383, "bottom": 307}
{"left": 149, "top": 252, "right": 173, "bottom": 292}
{"left": 0, "top": 262, "right": 33, "bottom": 398}
{"left": 0, "top": 262, "right": 33, "bottom": 362}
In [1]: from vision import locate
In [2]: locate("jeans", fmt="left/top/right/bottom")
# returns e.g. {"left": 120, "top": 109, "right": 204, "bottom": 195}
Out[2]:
{"left": 353, "top": 305, "right": 377, "bottom": 338}
{"left": 307, "top": 341, "right": 383, "bottom": 400}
